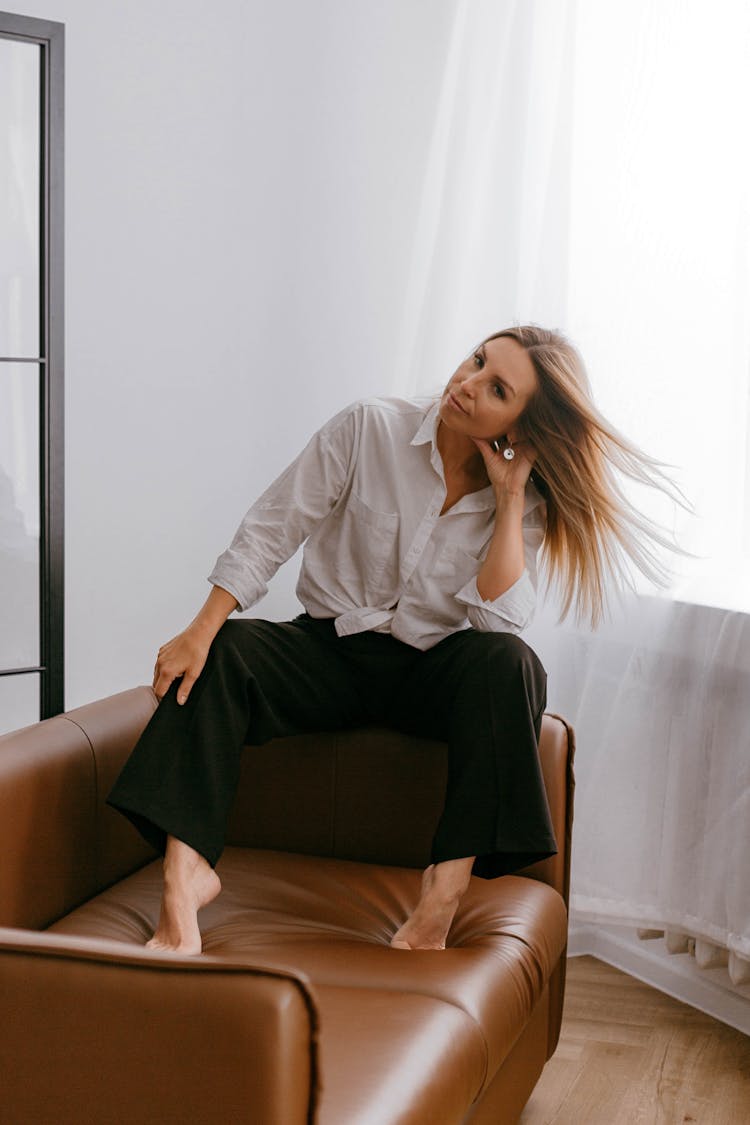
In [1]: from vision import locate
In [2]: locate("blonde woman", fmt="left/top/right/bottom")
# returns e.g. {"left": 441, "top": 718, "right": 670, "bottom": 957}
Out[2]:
{"left": 108, "top": 325, "right": 677, "bottom": 954}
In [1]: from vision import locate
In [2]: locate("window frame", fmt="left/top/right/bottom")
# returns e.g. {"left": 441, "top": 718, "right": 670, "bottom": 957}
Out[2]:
{"left": 0, "top": 10, "right": 65, "bottom": 719}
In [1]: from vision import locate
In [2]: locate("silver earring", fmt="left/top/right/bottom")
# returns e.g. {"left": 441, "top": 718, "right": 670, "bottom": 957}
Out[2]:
{"left": 503, "top": 439, "right": 515, "bottom": 461}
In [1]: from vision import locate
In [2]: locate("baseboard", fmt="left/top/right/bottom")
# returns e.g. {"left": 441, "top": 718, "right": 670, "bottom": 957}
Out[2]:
{"left": 567, "top": 921, "right": 750, "bottom": 1037}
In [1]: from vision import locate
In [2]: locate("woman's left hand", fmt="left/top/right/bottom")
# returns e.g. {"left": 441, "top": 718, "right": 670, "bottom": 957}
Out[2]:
{"left": 471, "top": 437, "right": 537, "bottom": 497}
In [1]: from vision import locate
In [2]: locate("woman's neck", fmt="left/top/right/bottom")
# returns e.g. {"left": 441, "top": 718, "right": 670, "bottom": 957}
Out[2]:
{"left": 436, "top": 420, "right": 488, "bottom": 483}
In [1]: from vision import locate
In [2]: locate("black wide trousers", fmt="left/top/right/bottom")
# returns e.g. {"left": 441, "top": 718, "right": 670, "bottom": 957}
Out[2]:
{"left": 107, "top": 614, "right": 557, "bottom": 879}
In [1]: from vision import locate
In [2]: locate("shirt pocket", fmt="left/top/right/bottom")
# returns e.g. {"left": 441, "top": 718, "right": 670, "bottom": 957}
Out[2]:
{"left": 334, "top": 490, "right": 399, "bottom": 595}
{"left": 432, "top": 541, "right": 482, "bottom": 591}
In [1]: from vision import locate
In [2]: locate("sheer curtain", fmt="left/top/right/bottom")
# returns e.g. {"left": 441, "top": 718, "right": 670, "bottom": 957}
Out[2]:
{"left": 393, "top": 0, "right": 750, "bottom": 1015}
{"left": 566, "top": 1, "right": 750, "bottom": 611}
{"left": 390, "top": 0, "right": 576, "bottom": 396}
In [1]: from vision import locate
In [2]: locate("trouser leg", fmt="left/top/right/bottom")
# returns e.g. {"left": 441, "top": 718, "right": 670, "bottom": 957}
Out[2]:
{"left": 106, "top": 616, "right": 366, "bottom": 866}
{"left": 391, "top": 629, "right": 556, "bottom": 879}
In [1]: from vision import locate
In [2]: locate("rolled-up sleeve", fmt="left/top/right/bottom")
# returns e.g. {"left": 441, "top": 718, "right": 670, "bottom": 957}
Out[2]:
{"left": 454, "top": 507, "right": 546, "bottom": 634}
{"left": 207, "top": 404, "right": 359, "bottom": 611}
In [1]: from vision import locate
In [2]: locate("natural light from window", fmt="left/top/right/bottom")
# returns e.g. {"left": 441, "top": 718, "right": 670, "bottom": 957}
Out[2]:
{"left": 566, "top": 1, "right": 750, "bottom": 613}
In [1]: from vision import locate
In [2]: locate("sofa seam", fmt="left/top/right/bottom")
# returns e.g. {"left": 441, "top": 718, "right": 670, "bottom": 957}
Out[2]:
{"left": 61, "top": 715, "right": 100, "bottom": 887}
{"left": 330, "top": 731, "right": 339, "bottom": 858}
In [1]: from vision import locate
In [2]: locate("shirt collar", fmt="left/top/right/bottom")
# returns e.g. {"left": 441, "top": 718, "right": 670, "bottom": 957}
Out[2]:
{"left": 410, "top": 399, "right": 441, "bottom": 447}
{"left": 409, "top": 398, "right": 545, "bottom": 517}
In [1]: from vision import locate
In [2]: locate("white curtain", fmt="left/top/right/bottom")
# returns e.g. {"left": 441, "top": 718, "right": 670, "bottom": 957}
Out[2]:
{"left": 566, "top": 1, "right": 750, "bottom": 612}
{"left": 390, "top": 0, "right": 576, "bottom": 397}
{"left": 392, "top": 0, "right": 750, "bottom": 992}
{"left": 524, "top": 593, "right": 750, "bottom": 980}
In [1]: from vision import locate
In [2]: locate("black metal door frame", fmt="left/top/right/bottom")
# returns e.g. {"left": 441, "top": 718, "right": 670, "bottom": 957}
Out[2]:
{"left": 0, "top": 10, "right": 65, "bottom": 718}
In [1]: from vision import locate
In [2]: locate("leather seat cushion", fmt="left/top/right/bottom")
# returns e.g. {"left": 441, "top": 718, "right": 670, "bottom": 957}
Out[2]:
{"left": 47, "top": 847, "right": 568, "bottom": 1078}
{"left": 312, "top": 983, "right": 487, "bottom": 1125}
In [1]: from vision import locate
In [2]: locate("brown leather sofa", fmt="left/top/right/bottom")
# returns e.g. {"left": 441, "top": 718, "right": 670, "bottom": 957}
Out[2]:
{"left": 0, "top": 686, "right": 575, "bottom": 1124}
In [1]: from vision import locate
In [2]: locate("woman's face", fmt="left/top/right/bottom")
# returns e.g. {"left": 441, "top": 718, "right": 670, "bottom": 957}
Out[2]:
{"left": 438, "top": 335, "right": 539, "bottom": 444}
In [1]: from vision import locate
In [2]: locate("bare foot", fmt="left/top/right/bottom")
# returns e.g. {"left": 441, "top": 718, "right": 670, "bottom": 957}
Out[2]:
{"left": 390, "top": 857, "right": 475, "bottom": 950}
{"left": 146, "top": 836, "right": 221, "bottom": 954}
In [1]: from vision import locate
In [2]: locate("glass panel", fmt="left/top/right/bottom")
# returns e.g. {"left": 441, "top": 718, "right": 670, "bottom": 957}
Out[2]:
{"left": 0, "top": 364, "right": 39, "bottom": 667}
{"left": 0, "top": 37, "right": 40, "bottom": 358}
{"left": 0, "top": 671, "right": 39, "bottom": 735}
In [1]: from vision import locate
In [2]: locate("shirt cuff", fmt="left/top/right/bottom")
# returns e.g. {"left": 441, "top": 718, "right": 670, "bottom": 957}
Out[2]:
{"left": 207, "top": 550, "right": 269, "bottom": 613}
{"left": 454, "top": 569, "right": 537, "bottom": 632}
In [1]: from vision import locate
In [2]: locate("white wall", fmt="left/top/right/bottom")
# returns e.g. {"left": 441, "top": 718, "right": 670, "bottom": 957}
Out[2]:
{"left": 9, "top": 0, "right": 457, "bottom": 707}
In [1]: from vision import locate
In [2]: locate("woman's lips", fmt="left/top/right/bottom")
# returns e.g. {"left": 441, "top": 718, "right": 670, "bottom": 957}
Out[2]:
{"left": 448, "top": 391, "right": 469, "bottom": 415}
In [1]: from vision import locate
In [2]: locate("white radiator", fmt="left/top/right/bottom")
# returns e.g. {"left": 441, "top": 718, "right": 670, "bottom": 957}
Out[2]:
{"left": 637, "top": 927, "right": 750, "bottom": 989}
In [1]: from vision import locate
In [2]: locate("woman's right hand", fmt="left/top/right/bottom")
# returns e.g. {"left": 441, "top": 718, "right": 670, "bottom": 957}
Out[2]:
{"left": 152, "top": 586, "right": 239, "bottom": 705}
{"left": 153, "top": 625, "right": 212, "bottom": 705}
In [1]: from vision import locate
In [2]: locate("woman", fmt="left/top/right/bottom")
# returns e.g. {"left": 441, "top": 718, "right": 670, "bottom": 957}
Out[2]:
{"left": 108, "top": 324, "right": 678, "bottom": 954}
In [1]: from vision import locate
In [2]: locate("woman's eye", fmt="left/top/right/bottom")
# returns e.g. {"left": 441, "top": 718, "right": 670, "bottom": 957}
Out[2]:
{"left": 493, "top": 383, "right": 506, "bottom": 400}
{"left": 473, "top": 352, "right": 484, "bottom": 367}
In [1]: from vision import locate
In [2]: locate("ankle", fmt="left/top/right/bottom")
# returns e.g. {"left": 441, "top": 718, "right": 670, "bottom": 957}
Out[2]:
{"left": 163, "top": 837, "right": 205, "bottom": 878}
{"left": 428, "top": 859, "right": 474, "bottom": 903}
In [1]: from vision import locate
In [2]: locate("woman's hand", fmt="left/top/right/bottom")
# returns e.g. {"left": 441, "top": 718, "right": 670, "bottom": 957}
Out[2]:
{"left": 472, "top": 437, "right": 535, "bottom": 601}
{"left": 471, "top": 436, "right": 537, "bottom": 497}
{"left": 153, "top": 625, "right": 212, "bottom": 705}
{"left": 152, "top": 586, "right": 239, "bottom": 705}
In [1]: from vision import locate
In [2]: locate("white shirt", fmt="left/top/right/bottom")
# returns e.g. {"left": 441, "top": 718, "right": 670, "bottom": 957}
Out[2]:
{"left": 208, "top": 396, "right": 546, "bottom": 651}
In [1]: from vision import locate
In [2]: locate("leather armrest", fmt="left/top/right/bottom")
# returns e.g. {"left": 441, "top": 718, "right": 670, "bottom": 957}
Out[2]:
{"left": 0, "top": 687, "right": 159, "bottom": 929}
{"left": 0, "top": 927, "right": 318, "bottom": 1125}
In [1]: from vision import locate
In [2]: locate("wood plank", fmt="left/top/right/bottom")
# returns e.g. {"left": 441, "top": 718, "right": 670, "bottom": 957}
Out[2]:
{"left": 519, "top": 955, "right": 750, "bottom": 1124}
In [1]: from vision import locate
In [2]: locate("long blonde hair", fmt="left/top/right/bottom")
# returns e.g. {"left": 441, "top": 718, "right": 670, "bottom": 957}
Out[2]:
{"left": 482, "top": 324, "right": 685, "bottom": 627}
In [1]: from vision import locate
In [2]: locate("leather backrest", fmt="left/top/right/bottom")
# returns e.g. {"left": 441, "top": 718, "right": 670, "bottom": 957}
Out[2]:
{"left": 0, "top": 685, "right": 574, "bottom": 927}
{"left": 227, "top": 714, "right": 575, "bottom": 907}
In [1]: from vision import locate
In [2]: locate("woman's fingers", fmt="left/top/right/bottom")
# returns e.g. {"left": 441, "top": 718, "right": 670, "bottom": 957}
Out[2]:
{"left": 471, "top": 435, "right": 536, "bottom": 492}
{"left": 176, "top": 670, "right": 199, "bottom": 706}
{"left": 153, "top": 643, "right": 182, "bottom": 700}
{"left": 153, "top": 638, "right": 210, "bottom": 705}
{"left": 473, "top": 436, "right": 535, "bottom": 464}
{"left": 153, "top": 663, "right": 178, "bottom": 701}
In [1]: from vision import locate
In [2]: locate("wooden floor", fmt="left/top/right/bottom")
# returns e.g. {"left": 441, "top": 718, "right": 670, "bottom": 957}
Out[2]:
{"left": 519, "top": 955, "right": 750, "bottom": 1125}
